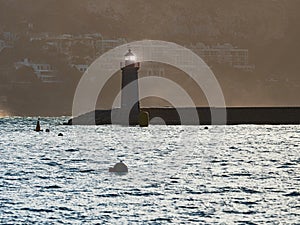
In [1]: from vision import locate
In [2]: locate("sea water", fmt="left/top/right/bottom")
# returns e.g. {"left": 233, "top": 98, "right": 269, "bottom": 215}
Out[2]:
{"left": 0, "top": 117, "right": 299, "bottom": 224}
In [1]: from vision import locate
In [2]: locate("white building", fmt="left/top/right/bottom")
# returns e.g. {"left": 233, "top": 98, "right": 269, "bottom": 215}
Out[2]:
{"left": 15, "top": 58, "right": 59, "bottom": 83}
{"left": 141, "top": 64, "right": 165, "bottom": 77}
{"left": 30, "top": 33, "right": 126, "bottom": 60}
{"left": 190, "top": 42, "right": 255, "bottom": 71}
{"left": 0, "top": 39, "right": 14, "bottom": 53}
{"left": 72, "top": 64, "right": 89, "bottom": 73}
{"left": 2, "top": 32, "right": 18, "bottom": 43}
{"left": 0, "top": 40, "right": 5, "bottom": 52}
{"left": 95, "top": 38, "right": 127, "bottom": 56}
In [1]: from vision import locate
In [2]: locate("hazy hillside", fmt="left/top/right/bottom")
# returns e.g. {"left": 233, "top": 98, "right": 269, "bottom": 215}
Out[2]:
{"left": 0, "top": 0, "right": 297, "bottom": 41}
{"left": 0, "top": 0, "right": 299, "bottom": 115}
{"left": 1, "top": 0, "right": 299, "bottom": 66}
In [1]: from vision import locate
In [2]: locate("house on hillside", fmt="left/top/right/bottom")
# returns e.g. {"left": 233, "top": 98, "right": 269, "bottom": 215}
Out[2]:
{"left": 15, "top": 58, "right": 60, "bottom": 83}
{"left": 72, "top": 64, "right": 89, "bottom": 73}
{"left": 0, "top": 39, "right": 13, "bottom": 53}
{"left": 0, "top": 40, "right": 5, "bottom": 52}
{"left": 190, "top": 42, "right": 255, "bottom": 71}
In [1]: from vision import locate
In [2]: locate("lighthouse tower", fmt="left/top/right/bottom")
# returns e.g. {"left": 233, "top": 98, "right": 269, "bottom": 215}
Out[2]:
{"left": 120, "top": 49, "right": 140, "bottom": 125}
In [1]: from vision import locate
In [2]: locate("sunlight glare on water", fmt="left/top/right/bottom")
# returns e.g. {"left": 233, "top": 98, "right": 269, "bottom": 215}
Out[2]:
{"left": 0, "top": 118, "right": 299, "bottom": 224}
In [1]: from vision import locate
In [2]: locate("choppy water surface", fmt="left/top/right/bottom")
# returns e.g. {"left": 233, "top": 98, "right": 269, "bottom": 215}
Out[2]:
{"left": 0, "top": 117, "right": 299, "bottom": 224}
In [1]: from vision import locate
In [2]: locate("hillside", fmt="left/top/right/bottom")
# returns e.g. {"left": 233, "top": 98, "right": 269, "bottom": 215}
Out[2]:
{"left": 0, "top": 0, "right": 299, "bottom": 115}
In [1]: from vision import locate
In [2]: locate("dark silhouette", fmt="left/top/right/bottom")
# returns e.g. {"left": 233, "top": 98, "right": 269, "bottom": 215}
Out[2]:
{"left": 68, "top": 107, "right": 300, "bottom": 125}
{"left": 109, "top": 161, "right": 128, "bottom": 173}
{"left": 34, "top": 118, "right": 42, "bottom": 132}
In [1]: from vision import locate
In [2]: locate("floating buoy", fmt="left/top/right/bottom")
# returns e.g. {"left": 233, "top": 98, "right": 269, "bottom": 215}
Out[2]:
{"left": 109, "top": 161, "right": 128, "bottom": 173}
{"left": 139, "top": 111, "right": 149, "bottom": 127}
{"left": 45, "top": 129, "right": 50, "bottom": 132}
{"left": 34, "top": 118, "right": 43, "bottom": 132}
{"left": 204, "top": 126, "right": 209, "bottom": 130}
{"left": 58, "top": 133, "right": 63, "bottom": 136}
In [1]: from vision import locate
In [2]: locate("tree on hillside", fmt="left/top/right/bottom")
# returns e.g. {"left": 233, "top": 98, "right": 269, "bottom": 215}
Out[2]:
{"left": 14, "top": 66, "right": 40, "bottom": 84}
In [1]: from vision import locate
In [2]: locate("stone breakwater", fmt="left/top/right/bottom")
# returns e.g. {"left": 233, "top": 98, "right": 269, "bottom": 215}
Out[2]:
{"left": 66, "top": 107, "right": 300, "bottom": 125}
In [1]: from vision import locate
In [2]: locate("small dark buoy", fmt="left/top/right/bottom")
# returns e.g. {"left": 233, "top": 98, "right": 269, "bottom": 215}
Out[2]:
{"left": 204, "top": 126, "right": 209, "bottom": 130}
{"left": 45, "top": 129, "right": 50, "bottom": 132}
{"left": 34, "top": 118, "right": 42, "bottom": 132}
{"left": 139, "top": 111, "right": 149, "bottom": 127}
{"left": 58, "top": 133, "right": 63, "bottom": 136}
{"left": 109, "top": 161, "right": 128, "bottom": 173}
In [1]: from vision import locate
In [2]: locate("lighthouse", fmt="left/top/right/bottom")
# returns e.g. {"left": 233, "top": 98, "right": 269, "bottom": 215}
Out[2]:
{"left": 120, "top": 49, "right": 140, "bottom": 125}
